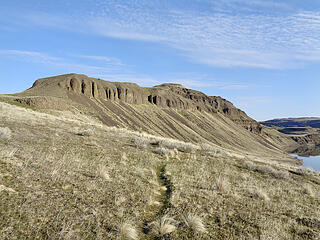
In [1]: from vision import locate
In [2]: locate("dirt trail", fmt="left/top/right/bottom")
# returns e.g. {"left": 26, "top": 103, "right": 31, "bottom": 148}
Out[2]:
{"left": 158, "top": 164, "right": 173, "bottom": 216}
{"left": 143, "top": 163, "right": 174, "bottom": 237}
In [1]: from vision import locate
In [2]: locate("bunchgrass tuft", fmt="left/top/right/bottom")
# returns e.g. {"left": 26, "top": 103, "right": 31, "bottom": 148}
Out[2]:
{"left": 183, "top": 213, "right": 206, "bottom": 233}
{"left": 303, "top": 184, "right": 314, "bottom": 197}
{"left": 97, "top": 165, "right": 110, "bottom": 181}
{"left": 252, "top": 188, "right": 270, "bottom": 202}
{"left": 0, "top": 127, "right": 12, "bottom": 141}
{"left": 119, "top": 223, "right": 138, "bottom": 240}
{"left": 216, "top": 176, "right": 230, "bottom": 194}
{"left": 151, "top": 215, "right": 176, "bottom": 237}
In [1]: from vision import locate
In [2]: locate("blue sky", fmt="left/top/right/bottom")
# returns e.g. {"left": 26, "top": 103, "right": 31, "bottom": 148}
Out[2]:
{"left": 0, "top": 0, "right": 319, "bottom": 120}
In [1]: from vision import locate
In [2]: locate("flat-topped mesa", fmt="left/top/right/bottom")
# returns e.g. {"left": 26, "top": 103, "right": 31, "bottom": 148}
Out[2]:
{"left": 28, "top": 73, "right": 262, "bottom": 133}
{"left": 32, "top": 73, "right": 147, "bottom": 104}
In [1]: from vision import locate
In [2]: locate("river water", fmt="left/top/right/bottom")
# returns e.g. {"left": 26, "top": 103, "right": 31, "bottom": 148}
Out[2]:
{"left": 291, "top": 154, "right": 320, "bottom": 171}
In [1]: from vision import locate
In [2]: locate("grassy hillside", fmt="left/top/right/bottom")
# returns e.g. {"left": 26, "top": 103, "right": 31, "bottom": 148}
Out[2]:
{"left": 0, "top": 92, "right": 293, "bottom": 160}
{"left": 1, "top": 102, "right": 320, "bottom": 239}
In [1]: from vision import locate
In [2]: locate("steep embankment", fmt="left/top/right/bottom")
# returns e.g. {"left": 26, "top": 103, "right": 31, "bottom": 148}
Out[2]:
{"left": 10, "top": 73, "right": 295, "bottom": 157}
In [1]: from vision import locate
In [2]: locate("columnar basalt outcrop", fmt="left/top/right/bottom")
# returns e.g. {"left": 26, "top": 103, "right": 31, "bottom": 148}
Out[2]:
{"left": 29, "top": 73, "right": 262, "bottom": 134}
{"left": 48, "top": 75, "right": 148, "bottom": 104}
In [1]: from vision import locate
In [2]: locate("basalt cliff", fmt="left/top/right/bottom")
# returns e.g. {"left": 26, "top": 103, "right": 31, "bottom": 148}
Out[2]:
{"left": 10, "top": 73, "right": 296, "bottom": 156}
{"left": 26, "top": 74, "right": 261, "bottom": 132}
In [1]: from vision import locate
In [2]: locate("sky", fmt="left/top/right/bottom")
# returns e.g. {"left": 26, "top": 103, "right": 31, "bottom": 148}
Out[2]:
{"left": 0, "top": 0, "right": 319, "bottom": 121}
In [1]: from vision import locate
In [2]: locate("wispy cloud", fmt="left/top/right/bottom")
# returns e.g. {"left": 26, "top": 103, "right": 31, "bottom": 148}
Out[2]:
{"left": 0, "top": 49, "right": 249, "bottom": 91}
{"left": 13, "top": 0, "right": 320, "bottom": 70}
{"left": 151, "top": 71, "right": 251, "bottom": 90}
{"left": 0, "top": 49, "right": 160, "bottom": 86}
{"left": 215, "top": 0, "right": 290, "bottom": 11}
{"left": 0, "top": 49, "right": 124, "bottom": 76}
{"left": 167, "top": 78, "right": 250, "bottom": 90}
{"left": 0, "top": 50, "right": 62, "bottom": 63}
{"left": 75, "top": 55, "right": 125, "bottom": 66}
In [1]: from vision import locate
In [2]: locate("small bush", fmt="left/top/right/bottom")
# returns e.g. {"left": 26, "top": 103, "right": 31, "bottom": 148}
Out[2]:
{"left": 115, "top": 196, "right": 126, "bottom": 206}
{"left": 183, "top": 214, "right": 206, "bottom": 233}
{"left": 148, "top": 196, "right": 161, "bottom": 206}
{"left": 272, "top": 170, "right": 290, "bottom": 180}
{"left": 70, "top": 127, "right": 94, "bottom": 136}
{"left": 150, "top": 215, "right": 176, "bottom": 237}
{"left": 86, "top": 140, "right": 98, "bottom": 146}
{"left": 131, "top": 136, "right": 148, "bottom": 149}
{"left": 153, "top": 147, "right": 172, "bottom": 156}
{"left": 119, "top": 223, "right": 138, "bottom": 240}
{"left": 200, "top": 143, "right": 219, "bottom": 153}
{"left": 178, "top": 143, "right": 198, "bottom": 153}
{"left": 121, "top": 152, "right": 128, "bottom": 161}
{"left": 97, "top": 165, "right": 110, "bottom": 181}
{"left": 149, "top": 139, "right": 160, "bottom": 146}
{"left": 161, "top": 139, "right": 199, "bottom": 153}
{"left": 0, "top": 184, "right": 16, "bottom": 193}
{"left": 297, "top": 167, "right": 318, "bottom": 177}
{"left": 302, "top": 184, "right": 314, "bottom": 197}
{"left": 200, "top": 143, "right": 226, "bottom": 157}
{"left": 0, "top": 127, "right": 12, "bottom": 141}
{"left": 215, "top": 176, "right": 230, "bottom": 194}
{"left": 243, "top": 161, "right": 290, "bottom": 180}
{"left": 252, "top": 188, "right": 270, "bottom": 201}
{"left": 200, "top": 143, "right": 214, "bottom": 151}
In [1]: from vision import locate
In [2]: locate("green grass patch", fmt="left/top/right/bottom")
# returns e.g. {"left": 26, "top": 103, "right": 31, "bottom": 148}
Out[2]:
{"left": 0, "top": 97, "right": 35, "bottom": 110}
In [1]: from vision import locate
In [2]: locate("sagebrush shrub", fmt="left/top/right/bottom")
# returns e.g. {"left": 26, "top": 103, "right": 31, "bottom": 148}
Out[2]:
{"left": 131, "top": 136, "right": 148, "bottom": 149}
{"left": 243, "top": 161, "right": 290, "bottom": 180}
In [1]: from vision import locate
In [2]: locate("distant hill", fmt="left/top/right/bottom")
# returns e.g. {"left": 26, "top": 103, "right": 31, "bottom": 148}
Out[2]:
{"left": 0, "top": 73, "right": 298, "bottom": 156}
{"left": 261, "top": 117, "right": 320, "bottom": 156}
{"left": 261, "top": 118, "right": 320, "bottom": 129}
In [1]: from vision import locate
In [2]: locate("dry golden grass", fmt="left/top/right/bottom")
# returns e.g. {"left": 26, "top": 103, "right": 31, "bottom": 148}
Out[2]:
{"left": 0, "top": 102, "right": 320, "bottom": 239}
{"left": 165, "top": 152, "right": 320, "bottom": 239}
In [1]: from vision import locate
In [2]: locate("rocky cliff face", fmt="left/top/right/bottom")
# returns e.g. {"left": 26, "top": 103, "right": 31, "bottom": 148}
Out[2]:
{"left": 290, "top": 134, "right": 320, "bottom": 156}
{"left": 291, "top": 134, "right": 320, "bottom": 146}
{"left": 29, "top": 73, "right": 262, "bottom": 133}
{"left": 32, "top": 74, "right": 147, "bottom": 104}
